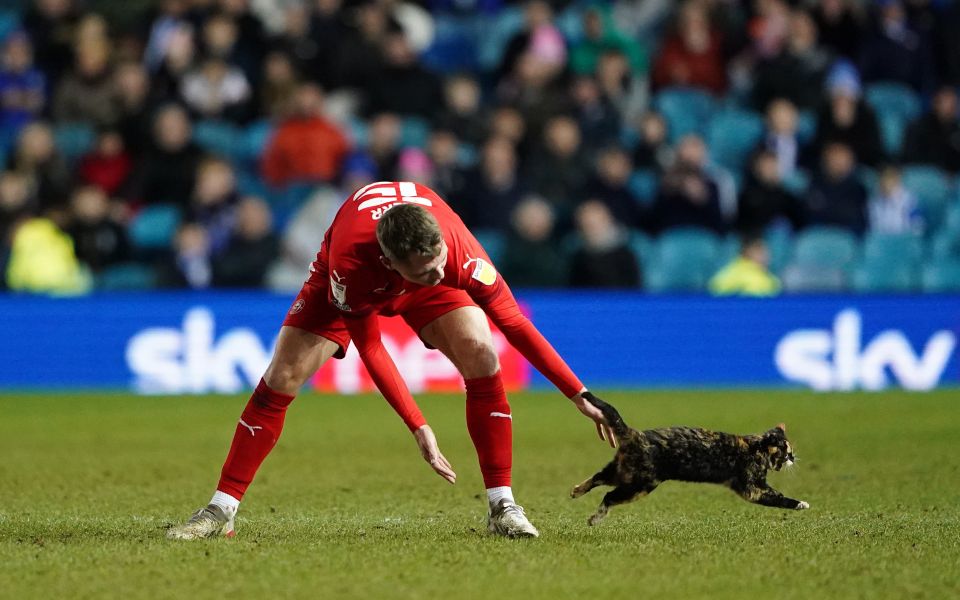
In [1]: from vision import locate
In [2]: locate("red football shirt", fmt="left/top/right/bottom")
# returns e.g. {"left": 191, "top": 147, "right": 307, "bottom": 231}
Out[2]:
{"left": 313, "top": 181, "right": 584, "bottom": 430}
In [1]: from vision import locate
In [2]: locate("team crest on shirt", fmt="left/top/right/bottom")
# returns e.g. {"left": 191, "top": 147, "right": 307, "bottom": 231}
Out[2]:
{"left": 289, "top": 298, "right": 305, "bottom": 314}
{"left": 462, "top": 256, "right": 497, "bottom": 286}
{"left": 330, "top": 270, "right": 351, "bottom": 311}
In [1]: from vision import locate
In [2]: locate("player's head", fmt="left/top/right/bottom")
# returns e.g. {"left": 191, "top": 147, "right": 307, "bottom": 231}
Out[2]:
{"left": 376, "top": 204, "right": 447, "bottom": 286}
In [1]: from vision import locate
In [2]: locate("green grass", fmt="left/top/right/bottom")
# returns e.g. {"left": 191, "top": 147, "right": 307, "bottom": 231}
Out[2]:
{"left": 1, "top": 390, "right": 958, "bottom": 599}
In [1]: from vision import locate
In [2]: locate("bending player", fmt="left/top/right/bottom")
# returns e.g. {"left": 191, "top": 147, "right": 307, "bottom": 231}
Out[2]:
{"left": 167, "top": 181, "right": 616, "bottom": 540}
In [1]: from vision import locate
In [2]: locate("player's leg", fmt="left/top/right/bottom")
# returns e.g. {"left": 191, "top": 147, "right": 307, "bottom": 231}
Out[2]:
{"left": 416, "top": 304, "right": 538, "bottom": 538}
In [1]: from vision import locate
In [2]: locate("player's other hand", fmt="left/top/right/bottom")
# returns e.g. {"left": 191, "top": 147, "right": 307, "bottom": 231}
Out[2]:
{"left": 413, "top": 424, "right": 457, "bottom": 484}
{"left": 572, "top": 393, "right": 618, "bottom": 448}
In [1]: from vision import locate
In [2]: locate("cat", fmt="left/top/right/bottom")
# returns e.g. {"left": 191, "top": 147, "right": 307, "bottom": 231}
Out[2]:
{"left": 572, "top": 392, "right": 810, "bottom": 525}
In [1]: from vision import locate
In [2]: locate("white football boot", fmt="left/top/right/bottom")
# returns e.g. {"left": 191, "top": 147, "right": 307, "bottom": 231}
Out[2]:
{"left": 487, "top": 499, "right": 540, "bottom": 538}
{"left": 166, "top": 504, "right": 236, "bottom": 540}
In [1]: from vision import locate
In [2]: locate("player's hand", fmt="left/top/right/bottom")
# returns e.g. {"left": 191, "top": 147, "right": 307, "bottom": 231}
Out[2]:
{"left": 413, "top": 425, "right": 457, "bottom": 484}
{"left": 572, "top": 393, "right": 618, "bottom": 448}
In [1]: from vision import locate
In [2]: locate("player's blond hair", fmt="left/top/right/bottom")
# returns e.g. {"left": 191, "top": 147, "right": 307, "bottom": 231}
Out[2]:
{"left": 376, "top": 204, "right": 443, "bottom": 262}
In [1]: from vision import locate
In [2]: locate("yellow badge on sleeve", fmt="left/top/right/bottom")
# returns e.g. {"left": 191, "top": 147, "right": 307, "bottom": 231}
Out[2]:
{"left": 464, "top": 257, "right": 497, "bottom": 286}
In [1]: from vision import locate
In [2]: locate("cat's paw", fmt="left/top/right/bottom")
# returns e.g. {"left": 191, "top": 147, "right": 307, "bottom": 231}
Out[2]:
{"left": 587, "top": 514, "right": 603, "bottom": 526}
{"left": 570, "top": 485, "right": 586, "bottom": 499}
{"left": 796, "top": 501, "right": 810, "bottom": 510}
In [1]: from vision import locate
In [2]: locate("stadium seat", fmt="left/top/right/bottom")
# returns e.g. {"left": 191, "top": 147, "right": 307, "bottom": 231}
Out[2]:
{"left": 852, "top": 260, "right": 918, "bottom": 292}
{"left": 95, "top": 263, "right": 157, "bottom": 291}
{"left": 628, "top": 169, "right": 658, "bottom": 205}
{"left": 193, "top": 120, "right": 241, "bottom": 159}
{"left": 129, "top": 204, "right": 182, "bottom": 250}
{"left": 646, "top": 227, "right": 721, "bottom": 292}
{"left": 764, "top": 227, "right": 793, "bottom": 275}
{"left": 628, "top": 230, "right": 653, "bottom": 272}
{"left": 782, "top": 169, "right": 810, "bottom": 196}
{"left": 796, "top": 110, "right": 817, "bottom": 145}
{"left": 400, "top": 117, "right": 430, "bottom": 149}
{"left": 705, "top": 109, "right": 764, "bottom": 172}
{"left": 421, "top": 15, "right": 479, "bottom": 73}
{"left": 790, "top": 226, "right": 859, "bottom": 270}
{"left": 653, "top": 88, "right": 716, "bottom": 143}
{"left": 861, "top": 232, "right": 924, "bottom": 265}
{"left": 476, "top": 7, "right": 524, "bottom": 71}
{"left": 877, "top": 112, "right": 906, "bottom": 157}
{"left": 930, "top": 229, "right": 960, "bottom": 259}
{"left": 472, "top": 228, "right": 505, "bottom": 264}
{"left": 922, "top": 259, "right": 960, "bottom": 292}
{"left": 901, "top": 165, "right": 951, "bottom": 232}
{"left": 53, "top": 123, "right": 95, "bottom": 162}
{"left": 865, "top": 82, "right": 922, "bottom": 124}
{"left": 240, "top": 120, "right": 273, "bottom": 162}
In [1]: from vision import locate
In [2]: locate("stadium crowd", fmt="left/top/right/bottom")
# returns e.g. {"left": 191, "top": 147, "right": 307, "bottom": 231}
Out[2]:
{"left": 1, "top": 0, "right": 960, "bottom": 295}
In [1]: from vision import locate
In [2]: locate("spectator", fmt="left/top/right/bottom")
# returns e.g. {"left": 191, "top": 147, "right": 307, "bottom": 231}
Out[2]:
{"left": 426, "top": 128, "right": 467, "bottom": 201}
{"left": 496, "top": 35, "right": 570, "bottom": 144}
{"left": 934, "top": 0, "right": 960, "bottom": 86}
{"left": 569, "top": 200, "right": 641, "bottom": 288}
{"left": 396, "top": 147, "right": 434, "bottom": 188}
{"left": 526, "top": 115, "right": 591, "bottom": 225}
{"left": 488, "top": 105, "right": 529, "bottom": 156}
{"left": 570, "top": 75, "right": 621, "bottom": 153}
{"left": 143, "top": 0, "right": 191, "bottom": 72}
{"left": 902, "top": 86, "right": 960, "bottom": 173}
{"left": 498, "top": 0, "right": 566, "bottom": 85}
{"left": 812, "top": 0, "right": 863, "bottom": 60}
{"left": 570, "top": 5, "right": 648, "bottom": 77}
{"left": 595, "top": 49, "right": 647, "bottom": 125}
{"left": 158, "top": 222, "right": 212, "bottom": 289}
{"left": 65, "top": 185, "right": 129, "bottom": 273}
{"left": 709, "top": 235, "right": 781, "bottom": 296}
{"left": 0, "top": 32, "right": 46, "bottom": 149}
{"left": 435, "top": 74, "right": 487, "bottom": 147}
{"left": 631, "top": 111, "right": 671, "bottom": 171}
{"left": 751, "top": 10, "right": 832, "bottom": 111}
{"left": 760, "top": 98, "right": 803, "bottom": 178}
{"left": 813, "top": 61, "right": 885, "bottom": 167}
{"left": 868, "top": 165, "right": 923, "bottom": 234}
{"left": 260, "top": 83, "right": 349, "bottom": 187}
{"left": 737, "top": 150, "right": 802, "bottom": 234}
{"left": 648, "top": 135, "right": 725, "bottom": 234}
{"left": 180, "top": 54, "right": 254, "bottom": 123}
{"left": 455, "top": 136, "right": 527, "bottom": 231}
{"left": 7, "top": 121, "right": 71, "bottom": 210}
{"left": 131, "top": 104, "right": 203, "bottom": 207}
{"left": 365, "top": 31, "right": 443, "bottom": 118}
{"left": 52, "top": 37, "right": 121, "bottom": 128}
{"left": 200, "top": 11, "right": 262, "bottom": 86}
{"left": 149, "top": 21, "right": 196, "bottom": 106}
{"left": 584, "top": 145, "right": 642, "bottom": 228}
{"left": 113, "top": 61, "right": 153, "bottom": 158}
{"left": 859, "top": 0, "right": 935, "bottom": 94}
{"left": 651, "top": 0, "right": 727, "bottom": 95}
{"left": 258, "top": 50, "right": 299, "bottom": 118}
{"left": 0, "top": 170, "right": 36, "bottom": 245}
{"left": 333, "top": 0, "right": 394, "bottom": 92}
{"left": 190, "top": 157, "right": 239, "bottom": 255}
{"left": 213, "top": 196, "right": 278, "bottom": 287}
{"left": 77, "top": 129, "right": 133, "bottom": 197}
{"left": 5, "top": 206, "right": 91, "bottom": 294}
{"left": 304, "top": 0, "right": 349, "bottom": 90}
{"left": 498, "top": 196, "right": 566, "bottom": 288}
{"left": 365, "top": 112, "right": 402, "bottom": 181}
{"left": 805, "top": 141, "right": 868, "bottom": 235}
{"left": 22, "top": 0, "right": 80, "bottom": 87}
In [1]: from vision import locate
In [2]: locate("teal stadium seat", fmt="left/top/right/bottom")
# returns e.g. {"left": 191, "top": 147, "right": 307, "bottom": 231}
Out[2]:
{"left": 764, "top": 227, "right": 793, "bottom": 275}
{"left": 646, "top": 227, "right": 721, "bottom": 292}
{"left": 0, "top": 11, "right": 19, "bottom": 41}
{"left": 476, "top": 7, "right": 524, "bottom": 71}
{"left": 653, "top": 88, "right": 716, "bottom": 143}
{"left": 472, "top": 229, "right": 506, "bottom": 265}
{"left": 628, "top": 169, "right": 658, "bottom": 205}
{"left": 53, "top": 123, "right": 95, "bottom": 162}
{"left": 931, "top": 229, "right": 960, "bottom": 259}
{"left": 706, "top": 109, "right": 764, "bottom": 172}
{"left": 922, "top": 259, "right": 960, "bottom": 292}
{"left": 797, "top": 110, "right": 817, "bottom": 145}
{"left": 193, "top": 120, "right": 241, "bottom": 159}
{"left": 861, "top": 231, "right": 924, "bottom": 265}
{"left": 240, "top": 120, "right": 273, "bottom": 163}
{"left": 866, "top": 83, "right": 921, "bottom": 157}
{"left": 901, "top": 165, "right": 952, "bottom": 232}
{"left": 400, "top": 117, "right": 430, "bottom": 150}
{"left": 130, "top": 204, "right": 181, "bottom": 250}
{"left": 782, "top": 169, "right": 810, "bottom": 196}
{"left": 852, "top": 260, "right": 918, "bottom": 292}
{"left": 95, "top": 263, "right": 157, "bottom": 291}
{"left": 781, "top": 226, "right": 858, "bottom": 292}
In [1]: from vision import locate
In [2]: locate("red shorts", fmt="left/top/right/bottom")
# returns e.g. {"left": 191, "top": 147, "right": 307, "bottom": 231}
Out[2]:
{"left": 281, "top": 279, "right": 477, "bottom": 358}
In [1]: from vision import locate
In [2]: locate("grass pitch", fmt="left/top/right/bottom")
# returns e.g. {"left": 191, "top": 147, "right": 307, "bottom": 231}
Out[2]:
{"left": 1, "top": 389, "right": 958, "bottom": 599}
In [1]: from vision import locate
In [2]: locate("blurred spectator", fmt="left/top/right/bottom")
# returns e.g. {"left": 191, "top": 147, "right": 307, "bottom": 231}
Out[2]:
{"left": 426, "top": 129, "right": 467, "bottom": 201}
{"left": 66, "top": 185, "right": 129, "bottom": 273}
{"left": 595, "top": 49, "right": 647, "bottom": 125}
{"left": 158, "top": 222, "right": 212, "bottom": 288}
{"left": 113, "top": 61, "right": 153, "bottom": 158}
{"left": 902, "top": 86, "right": 960, "bottom": 173}
{"left": 813, "top": 62, "right": 885, "bottom": 167}
{"left": 5, "top": 208, "right": 91, "bottom": 295}
{"left": 143, "top": 0, "right": 191, "bottom": 72}
{"left": 333, "top": 0, "right": 395, "bottom": 92}
{"left": 7, "top": 121, "right": 71, "bottom": 209}
{"left": 584, "top": 145, "right": 642, "bottom": 228}
{"left": 812, "top": 0, "right": 863, "bottom": 60}
{"left": 200, "top": 11, "right": 262, "bottom": 86}
{"left": 709, "top": 235, "right": 781, "bottom": 296}
{"left": 361, "top": 112, "right": 400, "bottom": 181}
{"left": 0, "top": 32, "right": 46, "bottom": 148}
{"left": 526, "top": 115, "right": 590, "bottom": 224}
{"left": 498, "top": 0, "right": 567, "bottom": 84}
{"left": 0, "top": 170, "right": 36, "bottom": 245}
{"left": 22, "top": 0, "right": 80, "bottom": 86}
{"left": 651, "top": 0, "right": 727, "bottom": 95}
{"left": 131, "top": 104, "right": 203, "bottom": 206}
{"left": 569, "top": 200, "right": 641, "bottom": 288}
{"left": 751, "top": 10, "right": 832, "bottom": 111}
{"left": 180, "top": 55, "right": 254, "bottom": 123}
{"left": 868, "top": 165, "right": 923, "bottom": 234}
{"left": 304, "top": 0, "right": 349, "bottom": 90}
{"left": 396, "top": 147, "right": 434, "bottom": 188}
{"left": 631, "top": 111, "right": 671, "bottom": 171}
{"left": 366, "top": 31, "right": 442, "bottom": 118}
{"left": 258, "top": 50, "right": 299, "bottom": 118}
{"left": 435, "top": 74, "right": 487, "bottom": 147}
{"left": 498, "top": 196, "right": 566, "bottom": 288}
{"left": 77, "top": 129, "right": 133, "bottom": 197}
{"left": 52, "top": 38, "right": 121, "bottom": 128}
{"left": 805, "top": 141, "right": 868, "bottom": 235}
{"left": 859, "top": 0, "right": 935, "bottom": 94}
{"left": 149, "top": 21, "right": 196, "bottom": 106}
{"left": 570, "top": 75, "right": 620, "bottom": 153}
{"left": 455, "top": 136, "right": 527, "bottom": 231}
{"left": 190, "top": 157, "right": 239, "bottom": 254}
{"left": 488, "top": 105, "right": 529, "bottom": 156}
{"left": 648, "top": 135, "right": 725, "bottom": 234}
{"left": 737, "top": 150, "right": 802, "bottom": 233}
{"left": 212, "top": 196, "right": 278, "bottom": 287}
{"left": 934, "top": 0, "right": 960, "bottom": 86}
{"left": 759, "top": 98, "right": 803, "bottom": 178}
{"left": 570, "top": 5, "right": 647, "bottom": 77}
{"left": 261, "top": 83, "right": 349, "bottom": 187}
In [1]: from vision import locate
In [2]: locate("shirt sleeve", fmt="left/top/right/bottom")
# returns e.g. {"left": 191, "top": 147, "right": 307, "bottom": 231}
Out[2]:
{"left": 343, "top": 313, "right": 427, "bottom": 432}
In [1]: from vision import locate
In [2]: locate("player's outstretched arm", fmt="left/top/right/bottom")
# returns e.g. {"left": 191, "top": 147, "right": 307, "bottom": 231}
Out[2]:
{"left": 343, "top": 314, "right": 458, "bottom": 483}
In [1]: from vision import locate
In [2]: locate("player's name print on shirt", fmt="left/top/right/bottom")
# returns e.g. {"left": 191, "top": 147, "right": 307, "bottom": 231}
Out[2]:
{"left": 330, "top": 269, "right": 351, "bottom": 311}
{"left": 462, "top": 256, "right": 497, "bottom": 285}
{"left": 351, "top": 181, "right": 433, "bottom": 220}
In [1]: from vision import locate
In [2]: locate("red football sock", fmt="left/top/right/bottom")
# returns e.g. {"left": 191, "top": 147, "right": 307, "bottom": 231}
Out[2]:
{"left": 465, "top": 371, "right": 512, "bottom": 489}
{"left": 216, "top": 378, "right": 295, "bottom": 501}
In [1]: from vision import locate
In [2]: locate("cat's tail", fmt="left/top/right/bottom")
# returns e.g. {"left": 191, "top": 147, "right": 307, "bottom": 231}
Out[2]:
{"left": 580, "top": 391, "right": 631, "bottom": 439}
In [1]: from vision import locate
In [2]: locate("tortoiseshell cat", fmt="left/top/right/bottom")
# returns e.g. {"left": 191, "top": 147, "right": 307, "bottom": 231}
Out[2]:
{"left": 573, "top": 392, "right": 809, "bottom": 525}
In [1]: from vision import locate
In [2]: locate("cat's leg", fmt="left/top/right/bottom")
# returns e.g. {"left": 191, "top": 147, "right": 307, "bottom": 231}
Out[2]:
{"left": 734, "top": 482, "right": 809, "bottom": 510}
{"left": 571, "top": 460, "right": 618, "bottom": 498}
{"left": 587, "top": 482, "right": 658, "bottom": 525}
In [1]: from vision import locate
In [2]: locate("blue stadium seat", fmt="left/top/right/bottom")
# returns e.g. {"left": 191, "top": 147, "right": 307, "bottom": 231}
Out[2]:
{"left": 782, "top": 169, "right": 810, "bottom": 196}
{"left": 865, "top": 82, "right": 922, "bottom": 124}
{"left": 706, "top": 109, "right": 764, "bottom": 172}
{"left": 646, "top": 227, "right": 721, "bottom": 292}
{"left": 901, "top": 165, "right": 951, "bottom": 232}
{"left": 781, "top": 263, "right": 848, "bottom": 292}
{"left": 476, "top": 7, "right": 524, "bottom": 71}
{"left": 400, "top": 117, "right": 430, "bottom": 149}
{"left": 790, "top": 226, "right": 859, "bottom": 270}
{"left": 877, "top": 112, "right": 906, "bottom": 156}
{"left": 240, "top": 120, "right": 273, "bottom": 162}
{"left": 852, "top": 260, "right": 918, "bottom": 292}
{"left": 862, "top": 232, "right": 924, "bottom": 265}
{"left": 764, "top": 227, "right": 793, "bottom": 275}
{"left": 628, "top": 169, "right": 658, "bottom": 205}
{"left": 53, "top": 123, "right": 95, "bottom": 162}
{"left": 628, "top": 231, "right": 653, "bottom": 272}
{"left": 193, "top": 120, "right": 241, "bottom": 159}
{"left": 797, "top": 110, "right": 817, "bottom": 144}
{"left": 922, "top": 259, "right": 960, "bottom": 292}
{"left": 930, "top": 229, "right": 960, "bottom": 259}
{"left": 653, "top": 88, "right": 716, "bottom": 143}
{"left": 472, "top": 228, "right": 505, "bottom": 264}
{"left": 0, "top": 11, "right": 19, "bottom": 41}
{"left": 130, "top": 204, "right": 182, "bottom": 250}
{"left": 421, "top": 15, "right": 480, "bottom": 73}
{"left": 95, "top": 263, "right": 156, "bottom": 291}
